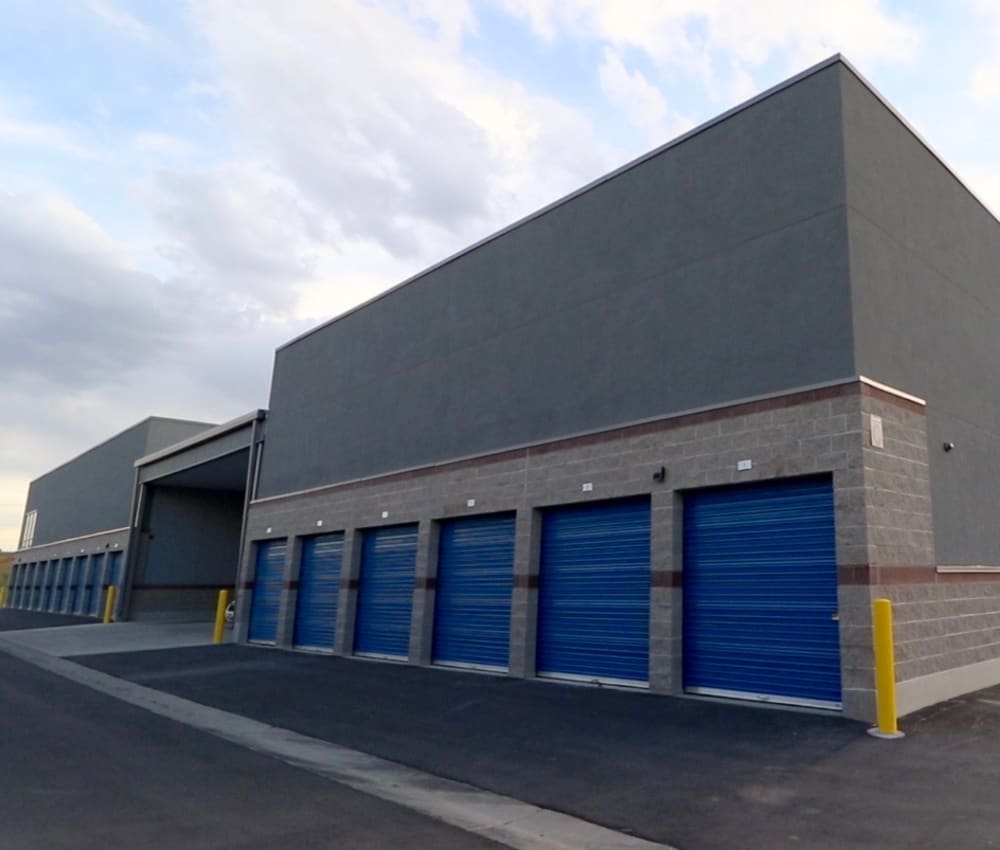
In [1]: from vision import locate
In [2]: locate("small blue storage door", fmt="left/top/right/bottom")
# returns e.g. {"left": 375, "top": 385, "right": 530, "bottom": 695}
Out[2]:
{"left": 87, "top": 554, "right": 105, "bottom": 616}
{"left": 59, "top": 559, "right": 73, "bottom": 612}
{"left": 683, "top": 475, "right": 841, "bottom": 708}
{"left": 36, "top": 563, "right": 48, "bottom": 609}
{"left": 432, "top": 514, "right": 515, "bottom": 670}
{"left": 78, "top": 557, "right": 92, "bottom": 615}
{"left": 537, "top": 497, "right": 651, "bottom": 685}
{"left": 10, "top": 565, "right": 21, "bottom": 608}
{"left": 293, "top": 533, "right": 343, "bottom": 651}
{"left": 31, "top": 563, "right": 43, "bottom": 609}
{"left": 248, "top": 539, "right": 287, "bottom": 644}
{"left": 51, "top": 560, "right": 69, "bottom": 611}
{"left": 107, "top": 551, "right": 124, "bottom": 589}
{"left": 67, "top": 557, "right": 84, "bottom": 612}
{"left": 354, "top": 524, "right": 418, "bottom": 659}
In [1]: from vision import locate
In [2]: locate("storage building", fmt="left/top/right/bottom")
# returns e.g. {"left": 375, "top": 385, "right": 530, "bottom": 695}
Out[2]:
{"left": 236, "top": 56, "right": 1000, "bottom": 722}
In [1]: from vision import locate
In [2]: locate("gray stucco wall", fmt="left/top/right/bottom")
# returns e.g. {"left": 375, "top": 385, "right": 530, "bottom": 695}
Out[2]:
{"left": 841, "top": 66, "right": 1000, "bottom": 564}
{"left": 259, "top": 63, "right": 855, "bottom": 498}
{"left": 23, "top": 418, "right": 213, "bottom": 547}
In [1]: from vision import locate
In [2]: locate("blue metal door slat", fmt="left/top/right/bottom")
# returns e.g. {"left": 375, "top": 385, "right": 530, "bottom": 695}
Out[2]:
{"left": 354, "top": 524, "right": 418, "bottom": 659}
{"left": 432, "top": 514, "right": 515, "bottom": 670}
{"left": 88, "top": 554, "right": 105, "bottom": 616}
{"left": 107, "top": 551, "right": 124, "bottom": 589}
{"left": 683, "top": 475, "right": 841, "bottom": 706}
{"left": 537, "top": 497, "right": 651, "bottom": 685}
{"left": 293, "top": 533, "right": 343, "bottom": 651}
{"left": 33, "top": 564, "right": 44, "bottom": 609}
{"left": 68, "top": 557, "right": 84, "bottom": 612}
{"left": 248, "top": 539, "right": 287, "bottom": 644}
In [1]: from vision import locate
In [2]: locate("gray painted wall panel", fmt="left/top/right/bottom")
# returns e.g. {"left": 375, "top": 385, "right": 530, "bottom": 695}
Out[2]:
{"left": 23, "top": 418, "right": 212, "bottom": 547}
{"left": 260, "top": 64, "right": 854, "bottom": 498}
{"left": 138, "top": 486, "right": 243, "bottom": 586}
{"left": 841, "top": 67, "right": 1000, "bottom": 563}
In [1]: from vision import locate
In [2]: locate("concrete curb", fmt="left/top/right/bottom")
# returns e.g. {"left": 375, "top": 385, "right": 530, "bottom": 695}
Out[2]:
{"left": 0, "top": 636, "right": 675, "bottom": 850}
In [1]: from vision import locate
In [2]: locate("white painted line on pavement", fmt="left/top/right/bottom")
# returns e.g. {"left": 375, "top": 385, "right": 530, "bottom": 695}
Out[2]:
{"left": 0, "top": 636, "right": 675, "bottom": 850}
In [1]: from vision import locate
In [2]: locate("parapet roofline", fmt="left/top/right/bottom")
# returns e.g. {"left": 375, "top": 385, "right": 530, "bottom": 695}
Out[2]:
{"left": 28, "top": 415, "right": 217, "bottom": 485}
{"left": 277, "top": 53, "right": 1000, "bottom": 356}
{"left": 134, "top": 409, "right": 267, "bottom": 468}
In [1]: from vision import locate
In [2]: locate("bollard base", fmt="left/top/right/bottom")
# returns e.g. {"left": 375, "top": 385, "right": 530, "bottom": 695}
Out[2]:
{"left": 867, "top": 727, "right": 905, "bottom": 740}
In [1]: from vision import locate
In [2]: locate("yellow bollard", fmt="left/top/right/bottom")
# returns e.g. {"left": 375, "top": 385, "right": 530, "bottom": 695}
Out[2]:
{"left": 102, "top": 585, "right": 117, "bottom": 625}
{"left": 213, "top": 588, "right": 231, "bottom": 644}
{"left": 868, "top": 597, "right": 905, "bottom": 739}
{"left": 0, "top": 586, "right": 7, "bottom": 608}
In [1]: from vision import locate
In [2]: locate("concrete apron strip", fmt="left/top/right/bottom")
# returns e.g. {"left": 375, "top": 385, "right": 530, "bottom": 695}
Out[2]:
{"left": 0, "top": 637, "right": 672, "bottom": 850}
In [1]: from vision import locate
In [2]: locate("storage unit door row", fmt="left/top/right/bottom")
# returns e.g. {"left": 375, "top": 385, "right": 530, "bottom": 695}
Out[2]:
{"left": 5, "top": 551, "right": 124, "bottom": 617}
{"left": 237, "top": 474, "right": 842, "bottom": 708}
{"left": 245, "top": 501, "right": 653, "bottom": 677}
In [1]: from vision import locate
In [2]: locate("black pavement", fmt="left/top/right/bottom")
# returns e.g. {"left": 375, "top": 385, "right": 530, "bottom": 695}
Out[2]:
{"left": 0, "top": 650, "right": 508, "bottom": 850}
{"left": 0, "top": 609, "right": 98, "bottom": 630}
{"left": 76, "top": 644, "right": 1000, "bottom": 850}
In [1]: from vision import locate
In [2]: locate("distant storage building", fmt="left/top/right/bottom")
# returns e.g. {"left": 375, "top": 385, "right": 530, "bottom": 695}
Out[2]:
{"left": 8, "top": 417, "right": 214, "bottom": 619}
{"left": 10, "top": 56, "right": 1000, "bottom": 723}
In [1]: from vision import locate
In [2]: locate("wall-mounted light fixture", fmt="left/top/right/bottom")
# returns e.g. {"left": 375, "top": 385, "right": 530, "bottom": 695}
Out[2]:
{"left": 652, "top": 465, "right": 667, "bottom": 483}
{"left": 943, "top": 442, "right": 955, "bottom": 452}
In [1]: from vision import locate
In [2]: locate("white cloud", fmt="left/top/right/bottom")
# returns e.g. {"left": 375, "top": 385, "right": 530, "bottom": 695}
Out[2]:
{"left": 969, "top": 0, "right": 1000, "bottom": 105}
{"left": 86, "top": 0, "right": 152, "bottom": 41}
{"left": 0, "top": 101, "right": 92, "bottom": 157}
{"left": 598, "top": 48, "right": 671, "bottom": 142}
{"left": 134, "top": 132, "right": 198, "bottom": 158}
{"left": 188, "top": 0, "right": 615, "bottom": 264}
{"left": 501, "top": 0, "right": 921, "bottom": 105}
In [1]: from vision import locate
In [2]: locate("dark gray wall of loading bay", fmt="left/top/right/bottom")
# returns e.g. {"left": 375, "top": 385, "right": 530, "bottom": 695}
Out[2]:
{"left": 24, "top": 418, "right": 214, "bottom": 547}
{"left": 841, "top": 66, "right": 1000, "bottom": 565}
{"left": 136, "top": 486, "right": 244, "bottom": 587}
{"left": 260, "top": 63, "right": 856, "bottom": 498}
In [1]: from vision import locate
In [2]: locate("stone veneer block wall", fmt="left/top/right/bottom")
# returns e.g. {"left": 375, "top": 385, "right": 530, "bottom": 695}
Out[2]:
{"left": 857, "top": 387, "right": 1000, "bottom": 717}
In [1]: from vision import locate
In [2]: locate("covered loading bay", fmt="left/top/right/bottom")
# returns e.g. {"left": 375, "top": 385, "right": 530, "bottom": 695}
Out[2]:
{"left": 124, "top": 411, "right": 265, "bottom": 622}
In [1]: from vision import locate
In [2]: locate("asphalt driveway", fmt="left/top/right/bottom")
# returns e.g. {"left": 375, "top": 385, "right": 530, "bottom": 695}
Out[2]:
{"left": 76, "top": 644, "right": 1000, "bottom": 850}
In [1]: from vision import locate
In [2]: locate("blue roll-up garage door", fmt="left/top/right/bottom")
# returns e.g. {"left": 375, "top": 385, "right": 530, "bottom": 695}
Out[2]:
{"left": 248, "top": 539, "right": 287, "bottom": 644}
{"left": 31, "top": 564, "right": 43, "bottom": 609}
{"left": 107, "top": 551, "right": 124, "bottom": 590}
{"left": 537, "top": 497, "right": 651, "bottom": 685}
{"left": 87, "top": 554, "right": 105, "bottom": 616}
{"left": 683, "top": 475, "right": 840, "bottom": 708}
{"left": 354, "top": 524, "right": 418, "bottom": 659}
{"left": 10, "top": 565, "right": 22, "bottom": 608}
{"left": 432, "top": 513, "right": 515, "bottom": 670}
{"left": 68, "top": 557, "right": 84, "bottom": 612}
{"left": 293, "top": 533, "right": 343, "bottom": 651}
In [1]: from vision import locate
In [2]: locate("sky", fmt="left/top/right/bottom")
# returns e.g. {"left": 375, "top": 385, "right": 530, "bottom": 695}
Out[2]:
{"left": 2, "top": 0, "right": 1000, "bottom": 550}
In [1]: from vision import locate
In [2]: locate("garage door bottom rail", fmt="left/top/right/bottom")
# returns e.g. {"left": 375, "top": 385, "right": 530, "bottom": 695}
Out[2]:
{"left": 538, "top": 670, "right": 650, "bottom": 690}
{"left": 686, "top": 685, "right": 842, "bottom": 711}
{"left": 353, "top": 651, "right": 407, "bottom": 663}
{"left": 432, "top": 659, "right": 508, "bottom": 675}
